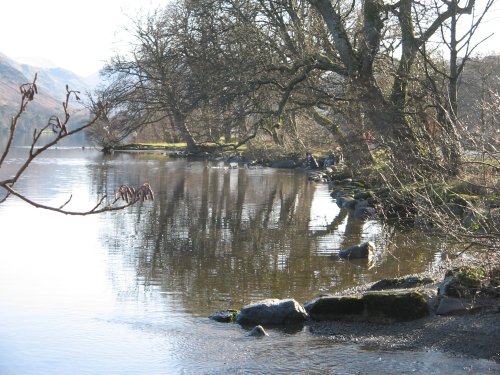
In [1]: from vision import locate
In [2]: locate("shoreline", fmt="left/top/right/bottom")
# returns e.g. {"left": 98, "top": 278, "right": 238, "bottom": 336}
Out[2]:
{"left": 306, "top": 261, "right": 500, "bottom": 363}
{"left": 307, "top": 309, "right": 499, "bottom": 362}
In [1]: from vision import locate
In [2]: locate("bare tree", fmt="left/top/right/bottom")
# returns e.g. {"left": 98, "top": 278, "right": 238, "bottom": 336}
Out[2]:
{"left": 99, "top": 5, "right": 209, "bottom": 150}
{"left": 92, "top": 0, "right": 496, "bottom": 176}
{"left": 0, "top": 74, "right": 154, "bottom": 215}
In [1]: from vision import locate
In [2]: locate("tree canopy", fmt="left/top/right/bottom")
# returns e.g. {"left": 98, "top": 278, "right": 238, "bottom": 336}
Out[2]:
{"left": 94, "top": 0, "right": 497, "bottom": 177}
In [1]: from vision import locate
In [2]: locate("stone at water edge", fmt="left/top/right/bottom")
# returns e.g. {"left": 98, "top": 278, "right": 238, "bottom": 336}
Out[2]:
{"left": 209, "top": 309, "right": 239, "bottom": 323}
{"left": 236, "top": 298, "right": 309, "bottom": 326}
{"left": 247, "top": 325, "right": 269, "bottom": 337}
{"left": 337, "top": 241, "right": 375, "bottom": 260}
{"left": 305, "top": 291, "right": 430, "bottom": 323}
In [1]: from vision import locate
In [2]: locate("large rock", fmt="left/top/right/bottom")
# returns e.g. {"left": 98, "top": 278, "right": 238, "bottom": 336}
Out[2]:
{"left": 338, "top": 241, "right": 374, "bottom": 259}
{"left": 354, "top": 200, "right": 377, "bottom": 219}
{"left": 305, "top": 296, "right": 364, "bottom": 321}
{"left": 236, "top": 298, "right": 309, "bottom": 326}
{"left": 435, "top": 296, "right": 472, "bottom": 315}
{"left": 305, "top": 291, "right": 430, "bottom": 323}
{"left": 354, "top": 190, "right": 373, "bottom": 200}
{"left": 362, "top": 291, "right": 429, "bottom": 322}
{"left": 335, "top": 194, "right": 357, "bottom": 209}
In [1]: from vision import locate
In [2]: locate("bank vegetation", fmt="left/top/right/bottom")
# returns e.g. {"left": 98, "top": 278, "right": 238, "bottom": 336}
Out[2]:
{"left": 85, "top": 1, "right": 498, "bottom": 259}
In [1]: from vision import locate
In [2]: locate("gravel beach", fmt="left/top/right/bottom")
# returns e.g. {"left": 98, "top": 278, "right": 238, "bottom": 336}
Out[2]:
{"left": 308, "top": 308, "right": 500, "bottom": 362}
{"left": 307, "top": 257, "right": 500, "bottom": 363}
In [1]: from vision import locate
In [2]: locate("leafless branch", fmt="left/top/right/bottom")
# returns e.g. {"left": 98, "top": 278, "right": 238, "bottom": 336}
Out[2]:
{"left": 0, "top": 75, "right": 154, "bottom": 215}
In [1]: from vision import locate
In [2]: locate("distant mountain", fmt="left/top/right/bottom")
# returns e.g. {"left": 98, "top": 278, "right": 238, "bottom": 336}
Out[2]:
{"left": 0, "top": 51, "right": 99, "bottom": 141}
{"left": 15, "top": 56, "right": 58, "bottom": 69}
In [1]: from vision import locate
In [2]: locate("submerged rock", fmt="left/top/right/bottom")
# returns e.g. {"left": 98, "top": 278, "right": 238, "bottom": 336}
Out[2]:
{"left": 209, "top": 309, "right": 239, "bottom": 323}
{"left": 247, "top": 325, "right": 269, "bottom": 337}
{"left": 236, "top": 298, "right": 309, "bottom": 326}
{"left": 370, "top": 276, "right": 435, "bottom": 291}
{"left": 338, "top": 241, "right": 375, "bottom": 260}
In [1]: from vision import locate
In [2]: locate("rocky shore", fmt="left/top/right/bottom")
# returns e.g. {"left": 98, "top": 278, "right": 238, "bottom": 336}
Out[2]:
{"left": 211, "top": 264, "right": 500, "bottom": 363}
{"left": 308, "top": 305, "right": 499, "bottom": 362}
{"left": 308, "top": 264, "right": 499, "bottom": 362}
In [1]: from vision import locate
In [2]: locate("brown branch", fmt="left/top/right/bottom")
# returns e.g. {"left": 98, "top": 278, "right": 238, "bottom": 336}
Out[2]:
{"left": 0, "top": 74, "right": 38, "bottom": 167}
{"left": 1, "top": 75, "right": 154, "bottom": 215}
{"left": 1, "top": 183, "right": 154, "bottom": 216}
{"left": 58, "top": 195, "right": 73, "bottom": 210}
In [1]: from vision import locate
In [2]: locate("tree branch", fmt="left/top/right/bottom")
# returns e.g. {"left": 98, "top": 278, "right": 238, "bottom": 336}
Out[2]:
{"left": 0, "top": 75, "right": 155, "bottom": 215}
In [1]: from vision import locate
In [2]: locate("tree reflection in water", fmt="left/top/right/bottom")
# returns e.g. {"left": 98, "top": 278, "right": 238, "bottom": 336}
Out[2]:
{"left": 93, "top": 155, "right": 440, "bottom": 316}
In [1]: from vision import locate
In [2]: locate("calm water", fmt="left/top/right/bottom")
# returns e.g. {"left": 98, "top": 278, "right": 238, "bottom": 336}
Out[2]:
{"left": 0, "top": 148, "right": 497, "bottom": 374}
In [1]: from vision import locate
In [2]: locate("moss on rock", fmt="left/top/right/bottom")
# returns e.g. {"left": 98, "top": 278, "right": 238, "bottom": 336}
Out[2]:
{"left": 370, "top": 276, "right": 435, "bottom": 291}
{"left": 209, "top": 309, "right": 239, "bottom": 323}
{"left": 306, "top": 296, "right": 364, "bottom": 321}
{"left": 441, "top": 267, "right": 487, "bottom": 298}
{"left": 362, "top": 291, "right": 429, "bottom": 322}
{"left": 306, "top": 291, "right": 430, "bottom": 323}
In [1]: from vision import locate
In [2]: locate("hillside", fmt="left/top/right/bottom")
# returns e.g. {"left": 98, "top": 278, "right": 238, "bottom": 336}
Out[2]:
{"left": 0, "top": 51, "right": 97, "bottom": 143}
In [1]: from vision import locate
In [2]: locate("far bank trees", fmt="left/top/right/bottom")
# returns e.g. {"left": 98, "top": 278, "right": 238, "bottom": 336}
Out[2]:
{"left": 95, "top": 0, "right": 497, "bottom": 176}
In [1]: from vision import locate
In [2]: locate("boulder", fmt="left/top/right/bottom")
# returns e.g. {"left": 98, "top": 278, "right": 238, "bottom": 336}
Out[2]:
{"left": 236, "top": 298, "right": 309, "bottom": 326}
{"left": 434, "top": 267, "right": 500, "bottom": 315}
{"left": 341, "top": 197, "right": 357, "bottom": 209}
{"left": 439, "top": 267, "right": 485, "bottom": 298}
{"left": 338, "top": 241, "right": 374, "bottom": 259}
{"left": 362, "top": 291, "right": 429, "bottom": 322}
{"left": 354, "top": 190, "right": 373, "bottom": 200}
{"left": 305, "top": 291, "right": 430, "bottom": 323}
{"left": 435, "top": 296, "right": 472, "bottom": 315}
{"left": 308, "top": 171, "right": 329, "bottom": 183}
{"left": 335, "top": 194, "right": 355, "bottom": 208}
{"left": 305, "top": 296, "right": 364, "bottom": 321}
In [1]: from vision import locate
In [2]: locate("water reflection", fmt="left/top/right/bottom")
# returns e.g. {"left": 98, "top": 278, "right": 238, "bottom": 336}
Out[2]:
{"left": 1, "top": 149, "right": 496, "bottom": 374}
{"left": 88, "top": 154, "right": 440, "bottom": 316}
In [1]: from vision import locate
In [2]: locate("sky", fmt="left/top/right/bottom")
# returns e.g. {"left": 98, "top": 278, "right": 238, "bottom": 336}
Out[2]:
{"left": 0, "top": 0, "right": 163, "bottom": 77}
{"left": 0, "top": 0, "right": 499, "bottom": 78}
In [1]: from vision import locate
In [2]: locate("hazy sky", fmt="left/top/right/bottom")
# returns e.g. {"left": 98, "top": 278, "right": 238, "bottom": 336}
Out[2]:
{"left": 0, "top": 0, "right": 162, "bottom": 76}
{"left": 0, "top": 0, "right": 499, "bottom": 77}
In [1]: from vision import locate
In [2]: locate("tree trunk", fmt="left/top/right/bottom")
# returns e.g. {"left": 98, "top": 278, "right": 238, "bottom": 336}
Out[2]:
{"left": 172, "top": 110, "right": 196, "bottom": 149}
{"left": 339, "top": 85, "right": 374, "bottom": 175}
{"left": 442, "top": 6, "right": 462, "bottom": 175}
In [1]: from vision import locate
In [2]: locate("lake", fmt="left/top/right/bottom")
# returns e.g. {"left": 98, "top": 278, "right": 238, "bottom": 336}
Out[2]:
{"left": 0, "top": 148, "right": 497, "bottom": 374}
